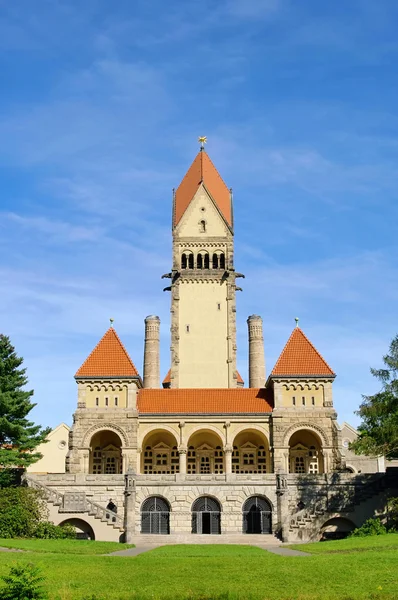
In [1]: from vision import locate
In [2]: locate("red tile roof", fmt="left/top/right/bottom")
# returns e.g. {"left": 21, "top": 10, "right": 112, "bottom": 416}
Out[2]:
{"left": 75, "top": 328, "right": 140, "bottom": 378}
{"left": 271, "top": 327, "right": 335, "bottom": 377}
{"left": 137, "top": 388, "right": 273, "bottom": 414}
{"left": 236, "top": 371, "right": 244, "bottom": 384}
{"left": 174, "top": 149, "right": 232, "bottom": 227}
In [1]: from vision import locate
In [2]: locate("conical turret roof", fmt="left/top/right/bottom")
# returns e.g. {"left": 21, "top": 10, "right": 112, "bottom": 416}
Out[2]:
{"left": 271, "top": 327, "right": 335, "bottom": 377}
{"left": 75, "top": 327, "right": 140, "bottom": 378}
{"left": 174, "top": 149, "right": 232, "bottom": 228}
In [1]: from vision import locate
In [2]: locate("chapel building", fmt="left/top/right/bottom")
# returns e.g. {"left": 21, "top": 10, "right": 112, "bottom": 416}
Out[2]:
{"left": 27, "top": 144, "right": 395, "bottom": 543}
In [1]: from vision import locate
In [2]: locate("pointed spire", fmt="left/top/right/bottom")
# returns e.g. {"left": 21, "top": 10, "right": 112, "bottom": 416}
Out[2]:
{"left": 271, "top": 327, "right": 335, "bottom": 377}
{"left": 75, "top": 328, "right": 140, "bottom": 378}
{"left": 174, "top": 148, "right": 232, "bottom": 228}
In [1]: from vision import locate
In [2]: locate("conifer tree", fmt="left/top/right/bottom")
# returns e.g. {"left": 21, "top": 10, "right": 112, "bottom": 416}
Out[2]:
{"left": 0, "top": 334, "right": 51, "bottom": 468}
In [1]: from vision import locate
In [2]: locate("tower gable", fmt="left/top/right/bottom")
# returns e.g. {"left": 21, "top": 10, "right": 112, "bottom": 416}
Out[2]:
{"left": 173, "top": 149, "right": 232, "bottom": 229}
{"left": 175, "top": 183, "right": 231, "bottom": 239}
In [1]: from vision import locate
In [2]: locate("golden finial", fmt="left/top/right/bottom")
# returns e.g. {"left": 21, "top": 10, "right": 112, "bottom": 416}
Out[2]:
{"left": 295, "top": 317, "right": 299, "bottom": 327}
{"left": 110, "top": 318, "right": 114, "bottom": 327}
{"left": 198, "top": 136, "right": 207, "bottom": 149}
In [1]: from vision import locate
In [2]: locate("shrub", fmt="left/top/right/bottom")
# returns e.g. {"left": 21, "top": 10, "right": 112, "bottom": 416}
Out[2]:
{"left": 0, "top": 564, "right": 48, "bottom": 600}
{"left": 387, "top": 496, "right": 398, "bottom": 531}
{"left": 0, "top": 488, "right": 74, "bottom": 539}
{"left": 33, "top": 521, "right": 75, "bottom": 539}
{"left": 0, "top": 488, "right": 46, "bottom": 538}
{"left": 350, "top": 518, "right": 387, "bottom": 537}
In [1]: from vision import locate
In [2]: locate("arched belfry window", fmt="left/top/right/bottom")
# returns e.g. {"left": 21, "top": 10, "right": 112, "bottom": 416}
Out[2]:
{"left": 192, "top": 496, "right": 221, "bottom": 535}
{"left": 219, "top": 253, "right": 225, "bottom": 269}
{"left": 141, "top": 497, "right": 170, "bottom": 534}
{"left": 181, "top": 251, "right": 194, "bottom": 270}
{"left": 204, "top": 253, "right": 210, "bottom": 269}
{"left": 242, "top": 496, "right": 272, "bottom": 534}
{"left": 197, "top": 254, "right": 203, "bottom": 269}
{"left": 212, "top": 253, "right": 219, "bottom": 269}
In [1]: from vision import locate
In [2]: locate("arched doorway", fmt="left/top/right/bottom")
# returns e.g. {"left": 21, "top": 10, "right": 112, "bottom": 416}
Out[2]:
{"left": 288, "top": 429, "right": 324, "bottom": 474}
{"left": 321, "top": 518, "right": 355, "bottom": 541}
{"left": 59, "top": 518, "right": 95, "bottom": 540}
{"left": 192, "top": 496, "right": 221, "bottom": 534}
{"left": 242, "top": 496, "right": 272, "bottom": 534}
{"left": 141, "top": 429, "right": 179, "bottom": 474}
{"left": 89, "top": 430, "right": 122, "bottom": 474}
{"left": 141, "top": 496, "right": 170, "bottom": 534}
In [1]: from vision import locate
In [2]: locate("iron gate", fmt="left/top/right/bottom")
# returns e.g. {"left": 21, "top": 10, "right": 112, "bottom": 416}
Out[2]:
{"left": 192, "top": 496, "right": 221, "bottom": 534}
{"left": 242, "top": 496, "right": 272, "bottom": 534}
{"left": 141, "top": 497, "right": 170, "bottom": 534}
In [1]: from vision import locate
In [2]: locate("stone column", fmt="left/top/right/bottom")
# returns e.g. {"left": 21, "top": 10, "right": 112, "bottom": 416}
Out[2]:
{"left": 276, "top": 473, "right": 289, "bottom": 541}
{"left": 224, "top": 446, "right": 232, "bottom": 474}
{"left": 178, "top": 448, "right": 187, "bottom": 474}
{"left": 143, "top": 315, "right": 160, "bottom": 388}
{"left": 247, "top": 315, "right": 266, "bottom": 388}
{"left": 123, "top": 470, "right": 136, "bottom": 543}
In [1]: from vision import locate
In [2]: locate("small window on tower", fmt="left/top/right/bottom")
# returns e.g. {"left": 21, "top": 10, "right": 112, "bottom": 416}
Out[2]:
{"left": 115, "top": 397, "right": 118, "bottom": 406}
{"left": 95, "top": 397, "right": 99, "bottom": 407}
{"left": 292, "top": 396, "right": 296, "bottom": 406}
{"left": 217, "top": 303, "right": 221, "bottom": 310}
{"left": 105, "top": 397, "right": 109, "bottom": 406}
{"left": 302, "top": 396, "right": 305, "bottom": 406}
{"left": 312, "top": 396, "right": 315, "bottom": 406}
{"left": 200, "top": 220, "right": 206, "bottom": 233}
{"left": 186, "top": 325, "right": 190, "bottom": 333}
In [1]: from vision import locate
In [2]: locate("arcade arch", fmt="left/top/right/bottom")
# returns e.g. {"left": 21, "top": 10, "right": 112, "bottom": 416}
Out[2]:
{"left": 232, "top": 429, "right": 270, "bottom": 474}
{"left": 141, "top": 429, "right": 180, "bottom": 474}
{"left": 288, "top": 429, "right": 324, "bottom": 474}
{"left": 59, "top": 518, "right": 95, "bottom": 540}
{"left": 89, "top": 430, "right": 122, "bottom": 474}
{"left": 186, "top": 430, "right": 224, "bottom": 474}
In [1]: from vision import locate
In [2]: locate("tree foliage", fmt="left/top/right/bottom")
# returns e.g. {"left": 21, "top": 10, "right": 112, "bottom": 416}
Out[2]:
{"left": 0, "top": 334, "right": 50, "bottom": 469}
{"left": 350, "top": 334, "right": 398, "bottom": 460}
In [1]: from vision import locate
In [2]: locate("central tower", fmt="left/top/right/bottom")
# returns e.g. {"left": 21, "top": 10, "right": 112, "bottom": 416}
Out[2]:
{"left": 167, "top": 144, "right": 239, "bottom": 388}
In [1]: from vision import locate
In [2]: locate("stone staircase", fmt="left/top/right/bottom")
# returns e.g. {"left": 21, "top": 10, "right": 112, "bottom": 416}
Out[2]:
{"left": 288, "top": 473, "right": 389, "bottom": 539}
{"left": 25, "top": 475, "right": 124, "bottom": 532}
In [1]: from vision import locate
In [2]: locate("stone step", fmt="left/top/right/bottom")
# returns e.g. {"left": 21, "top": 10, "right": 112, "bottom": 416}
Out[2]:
{"left": 129, "top": 533, "right": 280, "bottom": 545}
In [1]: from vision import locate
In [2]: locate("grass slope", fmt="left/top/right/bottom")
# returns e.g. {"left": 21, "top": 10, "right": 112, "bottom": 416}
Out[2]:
{"left": 0, "top": 536, "right": 397, "bottom": 600}
{"left": 0, "top": 538, "right": 134, "bottom": 555}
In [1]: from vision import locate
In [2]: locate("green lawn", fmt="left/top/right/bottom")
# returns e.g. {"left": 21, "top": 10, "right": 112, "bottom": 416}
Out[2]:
{"left": 0, "top": 538, "right": 134, "bottom": 555}
{"left": 0, "top": 536, "right": 397, "bottom": 600}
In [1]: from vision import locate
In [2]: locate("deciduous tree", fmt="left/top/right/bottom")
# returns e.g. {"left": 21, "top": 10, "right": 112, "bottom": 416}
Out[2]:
{"left": 351, "top": 334, "right": 398, "bottom": 460}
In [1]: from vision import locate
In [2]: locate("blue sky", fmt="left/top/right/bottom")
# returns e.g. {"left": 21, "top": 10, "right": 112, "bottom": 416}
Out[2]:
{"left": 1, "top": 0, "right": 398, "bottom": 429}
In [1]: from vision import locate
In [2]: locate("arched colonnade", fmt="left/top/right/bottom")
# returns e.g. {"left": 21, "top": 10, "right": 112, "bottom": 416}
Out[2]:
{"left": 84, "top": 426, "right": 328, "bottom": 475}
